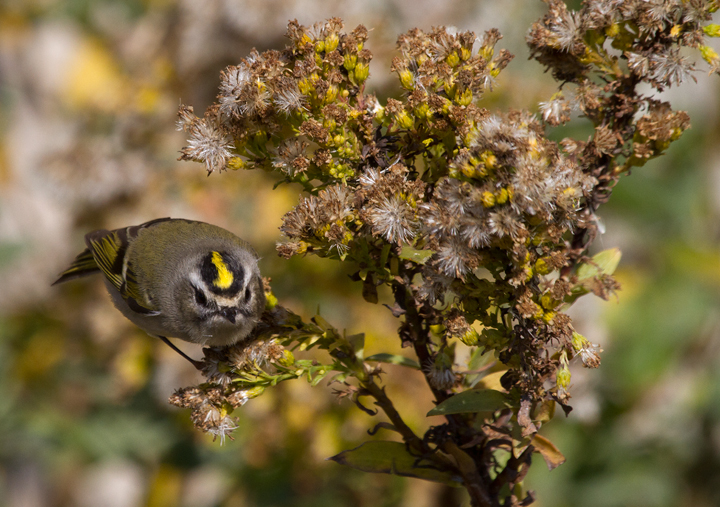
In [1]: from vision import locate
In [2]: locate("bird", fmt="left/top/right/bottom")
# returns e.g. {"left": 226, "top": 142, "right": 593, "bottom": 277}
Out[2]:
{"left": 53, "top": 218, "right": 266, "bottom": 368}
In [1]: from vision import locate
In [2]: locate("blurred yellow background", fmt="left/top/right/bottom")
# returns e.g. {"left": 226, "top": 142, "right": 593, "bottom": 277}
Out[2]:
{"left": 1, "top": 1, "right": 720, "bottom": 506}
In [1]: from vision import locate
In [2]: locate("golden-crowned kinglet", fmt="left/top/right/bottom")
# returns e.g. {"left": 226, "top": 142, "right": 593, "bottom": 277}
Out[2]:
{"left": 53, "top": 218, "right": 265, "bottom": 367}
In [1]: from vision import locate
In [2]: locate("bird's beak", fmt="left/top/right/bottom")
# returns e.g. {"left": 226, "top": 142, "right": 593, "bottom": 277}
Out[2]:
{"left": 220, "top": 307, "right": 239, "bottom": 324}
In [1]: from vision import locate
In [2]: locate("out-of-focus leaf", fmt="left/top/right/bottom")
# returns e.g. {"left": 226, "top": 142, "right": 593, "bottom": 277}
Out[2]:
{"left": 473, "top": 370, "right": 506, "bottom": 391}
{"left": 531, "top": 434, "right": 566, "bottom": 470}
{"left": 311, "top": 315, "right": 333, "bottom": 331}
{"left": 365, "top": 353, "right": 420, "bottom": 369}
{"left": 465, "top": 348, "right": 496, "bottom": 387}
{"left": 328, "top": 441, "right": 462, "bottom": 486}
{"left": 577, "top": 248, "right": 622, "bottom": 280}
{"left": 398, "top": 246, "right": 435, "bottom": 265}
{"left": 534, "top": 400, "right": 556, "bottom": 425}
{"left": 427, "top": 389, "right": 508, "bottom": 416}
{"left": 347, "top": 333, "right": 365, "bottom": 358}
{"left": 467, "top": 347, "right": 494, "bottom": 371}
{"left": 362, "top": 274, "right": 378, "bottom": 304}
{"left": 380, "top": 243, "right": 392, "bottom": 268}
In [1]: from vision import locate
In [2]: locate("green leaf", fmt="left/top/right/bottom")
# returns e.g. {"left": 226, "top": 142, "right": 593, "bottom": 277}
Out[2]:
{"left": 398, "top": 245, "right": 435, "bottom": 265}
{"left": 576, "top": 248, "right": 622, "bottom": 280}
{"left": 380, "top": 243, "right": 392, "bottom": 269}
{"left": 310, "top": 370, "right": 330, "bottom": 386}
{"left": 365, "top": 353, "right": 421, "bottom": 369}
{"left": 362, "top": 274, "right": 379, "bottom": 304}
{"left": 427, "top": 389, "right": 509, "bottom": 416}
{"left": 347, "top": 333, "right": 365, "bottom": 358}
{"left": 467, "top": 347, "right": 494, "bottom": 372}
{"left": 473, "top": 370, "right": 506, "bottom": 391}
{"left": 311, "top": 315, "right": 334, "bottom": 331}
{"left": 328, "top": 441, "right": 462, "bottom": 486}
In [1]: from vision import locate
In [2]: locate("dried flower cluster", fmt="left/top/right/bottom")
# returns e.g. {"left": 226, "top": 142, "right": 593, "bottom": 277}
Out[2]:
{"left": 176, "top": 5, "right": 719, "bottom": 505}
{"left": 169, "top": 334, "right": 291, "bottom": 442}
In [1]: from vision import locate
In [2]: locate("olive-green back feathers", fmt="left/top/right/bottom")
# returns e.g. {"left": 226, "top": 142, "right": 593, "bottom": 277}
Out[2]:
{"left": 53, "top": 218, "right": 173, "bottom": 313}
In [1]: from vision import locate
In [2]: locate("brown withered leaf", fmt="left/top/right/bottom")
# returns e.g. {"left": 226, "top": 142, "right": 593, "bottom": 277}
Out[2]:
{"left": 517, "top": 396, "right": 538, "bottom": 437}
{"left": 531, "top": 434, "right": 566, "bottom": 470}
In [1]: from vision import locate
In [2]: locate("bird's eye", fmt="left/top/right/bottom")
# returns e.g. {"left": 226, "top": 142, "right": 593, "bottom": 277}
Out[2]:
{"left": 194, "top": 287, "right": 208, "bottom": 306}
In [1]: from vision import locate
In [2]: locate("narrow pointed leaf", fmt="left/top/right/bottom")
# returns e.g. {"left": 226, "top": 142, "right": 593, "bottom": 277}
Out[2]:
{"left": 328, "top": 441, "right": 462, "bottom": 486}
{"left": 365, "top": 353, "right": 420, "bottom": 369}
{"left": 427, "top": 389, "right": 509, "bottom": 416}
{"left": 577, "top": 248, "right": 622, "bottom": 280}
{"left": 398, "top": 246, "right": 435, "bottom": 265}
{"left": 347, "top": 333, "right": 365, "bottom": 358}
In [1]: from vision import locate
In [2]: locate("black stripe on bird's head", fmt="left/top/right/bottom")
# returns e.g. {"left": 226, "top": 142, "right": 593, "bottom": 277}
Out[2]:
{"left": 200, "top": 251, "right": 244, "bottom": 296}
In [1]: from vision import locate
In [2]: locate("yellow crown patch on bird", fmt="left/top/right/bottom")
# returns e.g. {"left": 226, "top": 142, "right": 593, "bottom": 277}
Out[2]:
{"left": 210, "top": 251, "right": 234, "bottom": 289}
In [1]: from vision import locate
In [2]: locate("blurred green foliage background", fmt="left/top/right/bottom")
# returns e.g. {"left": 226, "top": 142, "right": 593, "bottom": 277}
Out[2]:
{"left": 0, "top": 1, "right": 719, "bottom": 506}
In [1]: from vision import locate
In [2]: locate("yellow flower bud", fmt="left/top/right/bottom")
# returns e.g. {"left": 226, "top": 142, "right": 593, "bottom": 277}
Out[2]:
{"left": 325, "top": 33, "right": 340, "bottom": 52}
{"left": 414, "top": 103, "right": 430, "bottom": 120}
{"left": 479, "top": 47, "right": 493, "bottom": 61}
{"left": 277, "top": 349, "right": 295, "bottom": 367}
{"left": 227, "top": 157, "right": 246, "bottom": 170}
{"left": 571, "top": 331, "right": 586, "bottom": 352}
{"left": 542, "top": 311, "right": 556, "bottom": 324}
{"left": 700, "top": 45, "right": 720, "bottom": 65}
{"left": 704, "top": 24, "right": 720, "bottom": 37}
{"left": 354, "top": 62, "right": 369, "bottom": 83}
{"left": 456, "top": 88, "right": 473, "bottom": 106}
{"left": 605, "top": 23, "right": 620, "bottom": 37}
{"left": 399, "top": 69, "right": 414, "bottom": 90}
{"left": 460, "top": 162, "right": 475, "bottom": 178}
{"left": 374, "top": 105, "right": 385, "bottom": 121}
{"left": 343, "top": 53, "right": 358, "bottom": 71}
{"left": 446, "top": 52, "right": 460, "bottom": 67}
{"left": 480, "top": 151, "right": 497, "bottom": 170}
{"left": 533, "top": 304, "right": 544, "bottom": 320}
{"left": 460, "top": 328, "right": 480, "bottom": 347}
{"left": 540, "top": 294, "right": 559, "bottom": 310}
{"left": 481, "top": 191, "right": 495, "bottom": 208}
{"left": 556, "top": 365, "right": 571, "bottom": 390}
{"left": 324, "top": 86, "right": 338, "bottom": 104}
{"left": 396, "top": 110, "right": 414, "bottom": 130}
{"left": 495, "top": 187, "right": 509, "bottom": 204}
{"left": 265, "top": 291, "right": 278, "bottom": 310}
{"left": 298, "top": 78, "right": 314, "bottom": 96}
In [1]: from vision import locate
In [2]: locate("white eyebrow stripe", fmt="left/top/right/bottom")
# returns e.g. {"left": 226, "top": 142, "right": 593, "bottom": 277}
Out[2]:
{"left": 188, "top": 270, "right": 205, "bottom": 289}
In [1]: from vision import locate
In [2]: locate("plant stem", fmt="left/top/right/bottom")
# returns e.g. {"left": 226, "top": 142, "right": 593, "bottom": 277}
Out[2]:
{"left": 362, "top": 379, "right": 425, "bottom": 452}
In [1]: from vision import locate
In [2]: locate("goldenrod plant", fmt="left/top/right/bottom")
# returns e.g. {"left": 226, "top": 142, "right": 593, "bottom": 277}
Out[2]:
{"left": 173, "top": 3, "right": 719, "bottom": 505}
